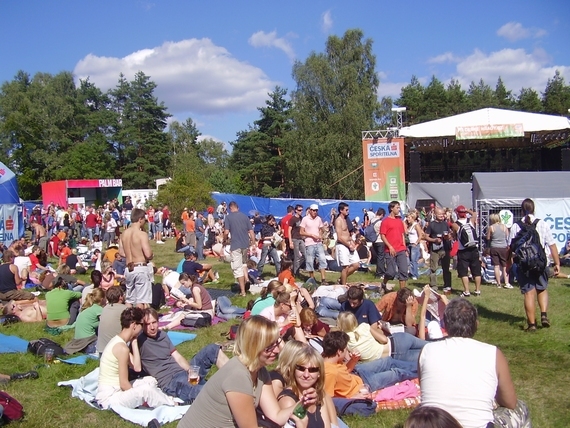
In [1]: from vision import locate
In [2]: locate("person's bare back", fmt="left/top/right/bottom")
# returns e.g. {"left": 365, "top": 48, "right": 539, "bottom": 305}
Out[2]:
{"left": 121, "top": 227, "right": 152, "bottom": 265}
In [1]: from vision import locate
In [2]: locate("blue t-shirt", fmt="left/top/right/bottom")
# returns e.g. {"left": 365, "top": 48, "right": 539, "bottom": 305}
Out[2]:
{"left": 224, "top": 211, "right": 253, "bottom": 250}
{"left": 341, "top": 299, "right": 381, "bottom": 325}
{"left": 183, "top": 260, "right": 203, "bottom": 277}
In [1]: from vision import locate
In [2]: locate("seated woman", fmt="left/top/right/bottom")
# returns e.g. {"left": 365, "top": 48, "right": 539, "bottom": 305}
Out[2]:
{"left": 278, "top": 258, "right": 315, "bottom": 310}
{"left": 251, "top": 280, "right": 285, "bottom": 316}
{"left": 277, "top": 344, "right": 338, "bottom": 428}
{"left": 175, "top": 234, "right": 192, "bottom": 254}
{"left": 96, "top": 307, "right": 177, "bottom": 410}
{"left": 65, "top": 288, "right": 106, "bottom": 354}
{"left": 45, "top": 276, "right": 82, "bottom": 327}
{"left": 259, "top": 291, "right": 305, "bottom": 342}
{"left": 177, "top": 316, "right": 317, "bottom": 428}
{"left": 299, "top": 308, "right": 330, "bottom": 340}
{"left": 270, "top": 340, "right": 307, "bottom": 397}
{"left": 65, "top": 248, "right": 88, "bottom": 275}
{"left": 336, "top": 311, "right": 427, "bottom": 363}
{"left": 2, "top": 300, "right": 47, "bottom": 322}
{"left": 100, "top": 261, "right": 117, "bottom": 291}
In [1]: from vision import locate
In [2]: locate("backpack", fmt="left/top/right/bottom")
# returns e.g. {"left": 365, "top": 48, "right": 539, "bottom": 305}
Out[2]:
{"left": 363, "top": 218, "right": 381, "bottom": 242}
{"left": 27, "top": 338, "right": 65, "bottom": 357}
{"left": 510, "top": 219, "right": 547, "bottom": 277}
{"left": 456, "top": 220, "right": 478, "bottom": 248}
{"left": 180, "top": 312, "right": 212, "bottom": 328}
{"left": 0, "top": 391, "right": 24, "bottom": 421}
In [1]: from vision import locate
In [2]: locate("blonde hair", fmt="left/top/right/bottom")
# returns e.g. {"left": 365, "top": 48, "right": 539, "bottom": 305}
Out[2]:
{"left": 234, "top": 316, "right": 279, "bottom": 372}
{"left": 284, "top": 345, "right": 325, "bottom": 405}
{"left": 57, "top": 265, "right": 71, "bottom": 275}
{"left": 299, "top": 307, "right": 318, "bottom": 327}
{"left": 489, "top": 213, "right": 500, "bottom": 225}
{"left": 81, "top": 288, "right": 106, "bottom": 311}
{"left": 337, "top": 311, "right": 359, "bottom": 341}
{"left": 275, "top": 340, "right": 306, "bottom": 385}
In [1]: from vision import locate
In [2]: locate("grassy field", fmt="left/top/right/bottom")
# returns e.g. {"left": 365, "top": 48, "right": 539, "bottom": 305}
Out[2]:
{"left": 1, "top": 238, "right": 569, "bottom": 427}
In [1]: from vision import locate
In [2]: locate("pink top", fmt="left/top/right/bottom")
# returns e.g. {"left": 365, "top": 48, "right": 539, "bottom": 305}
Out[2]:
{"left": 300, "top": 215, "right": 323, "bottom": 246}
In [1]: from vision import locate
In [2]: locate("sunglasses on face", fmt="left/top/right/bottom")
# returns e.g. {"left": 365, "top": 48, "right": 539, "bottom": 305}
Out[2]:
{"left": 296, "top": 365, "right": 319, "bottom": 373}
{"left": 264, "top": 338, "right": 283, "bottom": 354}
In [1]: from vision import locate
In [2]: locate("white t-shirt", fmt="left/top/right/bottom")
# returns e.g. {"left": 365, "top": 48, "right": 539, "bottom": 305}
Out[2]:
{"left": 14, "top": 256, "right": 32, "bottom": 276}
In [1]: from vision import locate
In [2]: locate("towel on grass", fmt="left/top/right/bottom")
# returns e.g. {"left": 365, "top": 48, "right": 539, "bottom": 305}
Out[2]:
{"left": 58, "top": 368, "right": 190, "bottom": 427}
{"left": 0, "top": 332, "right": 29, "bottom": 353}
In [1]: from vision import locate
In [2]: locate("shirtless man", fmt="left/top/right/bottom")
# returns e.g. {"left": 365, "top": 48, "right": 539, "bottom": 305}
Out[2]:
{"left": 31, "top": 219, "right": 48, "bottom": 253}
{"left": 2, "top": 300, "right": 47, "bottom": 322}
{"left": 334, "top": 202, "right": 360, "bottom": 285}
{"left": 119, "top": 208, "right": 154, "bottom": 309}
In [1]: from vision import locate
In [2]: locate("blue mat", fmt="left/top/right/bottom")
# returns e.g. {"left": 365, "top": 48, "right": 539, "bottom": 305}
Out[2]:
{"left": 0, "top": 332, "right": 29, "bottom": 353}
{"left": 57, "top": 354, "right": 99, "bottom": 365}
{"left": 166, "top": 331, "right": 196, "bottom": 346}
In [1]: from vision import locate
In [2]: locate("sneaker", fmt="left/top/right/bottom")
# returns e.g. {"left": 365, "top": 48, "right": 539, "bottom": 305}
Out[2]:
{"left": 541, "top": 315, "right": 550, "bottom": 328}
{"left": 10, "top": 370, "right": 39, "bottom": 381}
{"left": 474, "top": 290, "right": 481, "bottom": 296}
{"left": 503, "top": 283, "right": 514, "bottom": 289}
{"left": 156, "top": 240, "right": 164, "bottom": 244}
{"left": 411, "top": 276, "right": 418, "bottom": 281}
{"left": 442, "top": 287, "right": 451, "bottom": 293}
{"left": 461, "top": 291, "right": 471, "bottom": 297}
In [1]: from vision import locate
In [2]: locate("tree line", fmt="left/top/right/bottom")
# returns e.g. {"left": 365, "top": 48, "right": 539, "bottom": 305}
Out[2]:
{"left": 1, "top": 29, "right": 569, "bottom": 205}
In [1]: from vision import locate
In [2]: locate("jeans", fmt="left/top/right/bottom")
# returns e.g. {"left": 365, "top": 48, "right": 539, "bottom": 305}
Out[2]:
{"left": 408, "top": 244, "right": 420, "bottom": 278}
{"left": 315, "top": 297, "right": 342, "bottom": 319}
{"left": 257, "top": 244, "right": 281, "bottom": 276}
{"left": 354, "top": 356, "right": 418, "bottom": 391}
{"left": 216, "top": 295, "right": 246, "bottom": 320}
{"left": 391, "top": 332, "right": 427, "bottom": 363}
{"left": 306, "top": 244, "right": 327, "bottom": 271}
{"left": 195, "top": 233, "right": 204, "bottom": 260}
{"left": 162, "top": 344, "right": 220, "bottom": 404}
{"left": 373, "top": 242, "right": 386, "bottom": 276}
{"left": 292, "top": 238, "right": 306, "bottom": 275}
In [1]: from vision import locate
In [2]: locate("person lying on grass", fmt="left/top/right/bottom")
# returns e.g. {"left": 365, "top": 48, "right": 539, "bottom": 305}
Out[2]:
{"left": 2, "top": 299, "right": 47, "bottom": 322}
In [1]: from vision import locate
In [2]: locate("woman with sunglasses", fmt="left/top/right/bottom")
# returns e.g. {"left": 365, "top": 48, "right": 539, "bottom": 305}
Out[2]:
{"left": 178, "top": 316, "right": 317, "bottom": 428}
{"left": 277, "top": 345, "right": 338, "bottom": 428}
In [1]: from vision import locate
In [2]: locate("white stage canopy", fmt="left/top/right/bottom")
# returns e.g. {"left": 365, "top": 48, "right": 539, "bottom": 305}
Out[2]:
{"left": 400, "top": 108, "right": 570, "bottom": 139}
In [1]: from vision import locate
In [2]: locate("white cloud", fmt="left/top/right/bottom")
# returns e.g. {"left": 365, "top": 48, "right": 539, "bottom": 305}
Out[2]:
{"left": 497, "top": 22, "right": 546, "bottom": 42}
{"left": 428, "top": 52, "right": 460, "bottom": 64}
{"left": 322, "top": 10, "right": 333, "bottom": 33}
{"left": 248, "top": 30, "right": 295, "bottom": 60}
{"left": 74, "top": 38, "right": 278, "bottom": 116}
{"left": 453, "top": 47, "right": 569, "bottom": 92}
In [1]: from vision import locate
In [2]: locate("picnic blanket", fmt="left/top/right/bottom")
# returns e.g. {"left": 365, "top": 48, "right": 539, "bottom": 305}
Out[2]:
{"left": 0, "top": 332, "right": 29, "bottom": 353}
{"left": 57, "top": 354, "right": 99, "bottom": 365}
{"left": 58, "top": 368, "right": 190, "bottom": 427}
{"left": 374, "top": 378, "right": 422, "bottom": 411}
{"left": 165, "top": 330, "right": 196, "bottom": 345}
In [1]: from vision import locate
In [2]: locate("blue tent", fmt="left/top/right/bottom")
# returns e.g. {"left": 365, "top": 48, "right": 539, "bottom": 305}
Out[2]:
{"left": 0, "top": 161, "right": 25, "bottom": 244}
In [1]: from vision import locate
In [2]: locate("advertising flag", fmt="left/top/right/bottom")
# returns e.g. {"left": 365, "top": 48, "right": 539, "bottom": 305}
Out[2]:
{"left": 362, "top": 137, "right": 406, "bottom": 201}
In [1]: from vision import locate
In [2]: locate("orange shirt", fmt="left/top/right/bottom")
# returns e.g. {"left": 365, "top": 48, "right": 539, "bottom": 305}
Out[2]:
{"left": 278, "top": 270, "right": 297, "bottom": 288}
{"left": 59, "top": 247, "right": 72, "bottom": 265}
{"left": 375, "top": 292, "right": 418, "bottom": 324}
{"left": 185, "top": 217, "right": 195, "bottom": 233}
{"left": 57, "top": 230, "right": 67, "bottom": 241}
{"left": 181, "top": 211, "right": 190, "bottom": 222}
{"left": 324, "top": 361, "right": 362, "bottom": 398}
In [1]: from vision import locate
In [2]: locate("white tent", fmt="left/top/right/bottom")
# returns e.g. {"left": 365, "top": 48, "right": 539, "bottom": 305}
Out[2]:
{"left": 400, "top": 108, "right": 570, "bottom": 139}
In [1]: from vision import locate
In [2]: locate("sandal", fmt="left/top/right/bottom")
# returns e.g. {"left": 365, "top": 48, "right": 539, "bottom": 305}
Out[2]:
{"left": 461, "top": 291, "right": 471, "bottom": 297}
{"left": 473, "top": 291, "right": 481, "bottom": 296}
{"left": 524, "top": 324, "right": 537, "bottom": 332}
{"left": 541, "top": 315, "right": 550, "bottom": 328}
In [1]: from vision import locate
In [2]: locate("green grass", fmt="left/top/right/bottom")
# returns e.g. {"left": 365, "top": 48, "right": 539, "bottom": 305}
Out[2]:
{"left": 2, "top": 238, "right": 569, "bottom": 427}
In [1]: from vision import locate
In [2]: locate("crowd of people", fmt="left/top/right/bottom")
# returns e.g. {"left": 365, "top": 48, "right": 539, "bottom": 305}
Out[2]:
{"left": 0, "top": 196, "right": 560, "bottom": 427}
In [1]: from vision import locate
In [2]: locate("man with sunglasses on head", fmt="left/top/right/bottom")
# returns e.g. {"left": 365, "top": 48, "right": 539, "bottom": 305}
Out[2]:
{"left": 288, "top": 204, "right": 306, "bottom": 277}
{"left": 300, "top": 204, "right": 328, "bottom": 285}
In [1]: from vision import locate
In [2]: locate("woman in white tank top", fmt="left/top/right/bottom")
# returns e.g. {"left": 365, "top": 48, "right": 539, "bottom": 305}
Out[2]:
{"left": 405, "top": 211, "right": 424, "bottom": 280}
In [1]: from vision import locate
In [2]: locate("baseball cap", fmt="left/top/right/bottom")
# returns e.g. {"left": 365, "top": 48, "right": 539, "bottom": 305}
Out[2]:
{"left": 309, "top": 204, "right": 319, "bottom": 210}
{"left": 455, "top": 205, "right": 467, "bottom": 213}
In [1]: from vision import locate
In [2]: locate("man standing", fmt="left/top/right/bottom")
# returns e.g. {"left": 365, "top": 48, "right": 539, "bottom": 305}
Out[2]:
{"left": 31, "top": 219, "right": 48, "bottom": 253}
{"left": 119, "top": 208, "right": 154, "bottom": 309}
{"left": 300, "top": 204, "right": 328, "bottom": 285}
{"left": 288, "top": 204, "right": 306, "bottom": 276}
{"left": 371, "top": 208, "right": 386, "bottom": 279}
{"left": 195, "top": 212, "right": 206, "bottom": 260}
{"left": 223, "top": 201, "right": 256, "bottom": 296}
{"left": 184, "top": 210, "right": 196, "bottom": 248}
{"left": 424, "top": 208, "right": 452, "bottom": 292}
{"left": 380, "top": 201, "right": 409, "bottom": 290}
{"left": 138, "top": 308, "right": 228, "bottom": 404}
{"left": 451, "top": 205, "right": 482, "bottom": 297}
{"left": 85, "top": 207, "right": 98, "bottom": 242}
{"left": 280, "top": 206, "right": 294, "bottom": 259}
{"left": 509, "top": 198, "right": 559, "bottom": 331}
{"left": 334, "top": 202, "right": 360, "bottom": 285}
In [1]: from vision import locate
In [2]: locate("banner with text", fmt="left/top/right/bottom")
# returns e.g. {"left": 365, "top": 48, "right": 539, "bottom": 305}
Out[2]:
{"left": 535, "top": 198, "right": 570, "bottom": 253}
{"left": 362, "top": 137, "right": 406, "bottom": 201}
{"left": 0, "top": 204, "right": 22, "bottom": 247}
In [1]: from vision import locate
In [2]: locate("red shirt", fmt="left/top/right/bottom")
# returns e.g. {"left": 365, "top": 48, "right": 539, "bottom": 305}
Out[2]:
{"left": 85, "top": 213, "right": 97, "bottom": 228}
{"left": 162, "top": 208, "right": 170, "bottom": 220}
{"left": 380, "top": 216, "right": 406, "bottom": 253}
{"left": 29, "top": 253, "right": 39, "bottom": 271}
{"left": 280, "top": 213, "right": 293, "bottom": 239}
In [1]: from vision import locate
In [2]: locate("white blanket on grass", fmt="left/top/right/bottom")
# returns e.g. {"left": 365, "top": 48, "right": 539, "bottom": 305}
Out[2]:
{"left": 58, "top": 368, "right": 190, "bottom": 427}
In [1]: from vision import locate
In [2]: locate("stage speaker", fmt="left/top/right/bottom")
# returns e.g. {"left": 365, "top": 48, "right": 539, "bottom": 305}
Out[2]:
{"left": 562, "top": 148, "right": 570, "bottom": 171}
{"left": 409, "top": 152, "right": 421, "bottom": 182}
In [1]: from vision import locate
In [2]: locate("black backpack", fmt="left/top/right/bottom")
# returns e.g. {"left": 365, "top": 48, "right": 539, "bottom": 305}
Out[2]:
{"left": 363, "top": 218, "right": 381, "bottom": 242}
{"left": 457, "top": 220, "right": 478, "bottom": 248}
{"left": 27, "top": 338, "right": 65, "bottom": 357}
{"left": 510, "top": 219, "right": 547, "bottom": 277}
{"left": 180, "top": 312, "right": 212, "bottom": 328}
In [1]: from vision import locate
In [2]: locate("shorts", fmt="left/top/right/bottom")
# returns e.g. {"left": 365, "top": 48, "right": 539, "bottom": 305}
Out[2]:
{"left": 0, "top": 289, "right": 35, "bottom": 301}
{"left": 125, "top": 265, "right": 153, "bottom": 305}
{"left": 230, "top": 248, "right": 248, "bottom": 279}
{"left": 155, "top": 222, "right": 163, "bottom": 232}
{"left": 457, "top": 248, "right": 482, "bottom": 278}
{"left": 305, "top": 244, "right": 327, "bottom": 271}
{"left": 335, "top": 244, "right": 360, "bottom": 267}
{"left": 490, "top": 247, "right": 508, "bottom": 267}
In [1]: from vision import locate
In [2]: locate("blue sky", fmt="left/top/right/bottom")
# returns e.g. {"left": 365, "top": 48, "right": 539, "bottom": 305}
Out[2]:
{"left": 1, "top": 0, "right": 569, "bottom": 145}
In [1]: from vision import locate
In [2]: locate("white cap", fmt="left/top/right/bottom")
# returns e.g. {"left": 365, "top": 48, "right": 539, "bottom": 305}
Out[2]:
{"left": 309, "top": 204, "right": 319, "bottom": 210}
